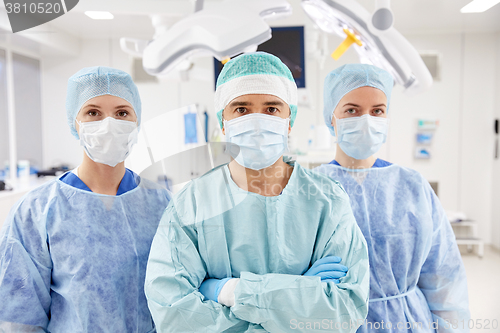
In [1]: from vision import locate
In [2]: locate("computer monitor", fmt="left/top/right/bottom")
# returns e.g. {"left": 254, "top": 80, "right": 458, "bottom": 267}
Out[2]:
{"left": 214, "top": 26, "right": 305, "bottom": 89}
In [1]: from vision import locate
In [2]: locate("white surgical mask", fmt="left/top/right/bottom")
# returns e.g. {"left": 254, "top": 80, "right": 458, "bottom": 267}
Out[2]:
{"left": 78, "top": 117, "right": 138, "bottom": 167}
{"left": 335, "top": 114, "right": 389, "bottom": 160}
{"left": 224, "top": 114, "right": 289, "bottom": 170}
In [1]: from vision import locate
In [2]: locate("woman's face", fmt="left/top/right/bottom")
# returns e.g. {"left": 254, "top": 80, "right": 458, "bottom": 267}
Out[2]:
{"left": 75, "top": 95, "right": 137, "bottom": 133}
{"left": 331, "top": 86, "right": 387, "bottom": 131}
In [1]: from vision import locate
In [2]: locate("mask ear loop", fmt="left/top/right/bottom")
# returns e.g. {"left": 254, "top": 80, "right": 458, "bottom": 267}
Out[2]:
{"left": 332, "top": 112, "right": 339, "bottom": 142}
{"left": 76, "top": 120, "right": 84, "bottom": 141}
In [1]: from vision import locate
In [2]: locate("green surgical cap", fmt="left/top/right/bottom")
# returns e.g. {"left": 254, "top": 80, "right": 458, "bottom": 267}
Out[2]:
{"left": 214, "top": 52, "right": 298, "bottom": 128}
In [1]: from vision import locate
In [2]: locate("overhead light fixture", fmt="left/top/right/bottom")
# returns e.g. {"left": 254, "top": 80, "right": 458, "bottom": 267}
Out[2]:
{"left": 301, "top": 0, "right": 433, "bottom": 96}
{"left": 124, "top": 0, "right": 292, "bottom": 76}
{"left": 460, "top": 0, "right": 500, "bottom": 13}
{"left": 85, "top": 11, "right": 114, "bottom": 20}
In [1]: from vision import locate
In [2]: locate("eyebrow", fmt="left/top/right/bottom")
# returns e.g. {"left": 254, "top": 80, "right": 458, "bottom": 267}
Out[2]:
{"left": 342, "top": 103, "right": 387, "bottom": 108}
{"left": 229, "top": 101, "right": 252, "bottom": 107}
{"left": 83, "top": 104, "right": 101, "bottom": 108}
{"left": 228, "top": 100, "right": 285, "bottom": 108}
{"left": 263, "top": 101, "right": 285, "bottom": 106}
{"left": 83, "top": 104, "right": 132, "bottom": 109}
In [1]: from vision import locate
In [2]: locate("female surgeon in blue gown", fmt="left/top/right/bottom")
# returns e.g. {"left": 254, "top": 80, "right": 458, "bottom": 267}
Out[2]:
{"left": 315, "top": 64, "right": 470, "bottom": 333}
{"left": 0, "top": 67, "right": 171, "bottom": 332}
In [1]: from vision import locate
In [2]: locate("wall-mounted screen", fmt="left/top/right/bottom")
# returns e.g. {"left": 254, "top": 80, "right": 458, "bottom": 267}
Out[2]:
{"left": 214, "top": 26, "right": 305, "bottom": 89}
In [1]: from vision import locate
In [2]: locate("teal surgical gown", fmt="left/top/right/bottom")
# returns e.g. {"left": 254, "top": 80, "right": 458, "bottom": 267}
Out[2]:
{"left": 314, "top": 162, "right": 470, "bottom": 333}
{"left": 145, "top": 162, "right": 370, "bottom": 333}
{"left": 0, "top": 172, "right": 171, "bottom": 332}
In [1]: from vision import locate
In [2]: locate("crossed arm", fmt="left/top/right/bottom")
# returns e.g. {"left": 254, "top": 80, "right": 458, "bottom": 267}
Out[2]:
{"left": 145, "top": 204, "right": 369, "bottom": 333}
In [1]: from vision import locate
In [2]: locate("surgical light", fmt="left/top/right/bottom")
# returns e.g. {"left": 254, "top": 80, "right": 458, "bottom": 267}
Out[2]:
{"left": 84, "top": 11, "right": 114, "bottom": 20}
{"left": 301, "top": 0, "right": 433, "bottom": 96}
{"left": 120, "top": 0, "right": 292, "bottom": 76}
{"left": 460, "top": 0, "right": 500, "bottom": 13}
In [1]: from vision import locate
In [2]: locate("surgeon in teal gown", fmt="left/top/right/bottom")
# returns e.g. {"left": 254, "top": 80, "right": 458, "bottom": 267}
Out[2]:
{"left": 145, "top": 53, "right": 370, "bottom": 333}
{"left": 0, "top": 67, "right": 171, "bottom": 332}
{"left": 315, "top": 64, "right": 470, "bottom": 333}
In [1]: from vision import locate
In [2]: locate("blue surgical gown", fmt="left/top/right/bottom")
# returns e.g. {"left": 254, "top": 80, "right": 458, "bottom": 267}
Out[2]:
{"left": 314, "top": 162, "right": 470, "bottom": 333}
{"left": 145, "top": 163, "right": 370, "bottom": 333}
{"left": 0, "top": 171, "right": 171, "bottom": 332}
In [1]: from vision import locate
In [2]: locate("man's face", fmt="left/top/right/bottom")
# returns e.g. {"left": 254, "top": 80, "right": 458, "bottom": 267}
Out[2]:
{"left": 222, "top": 94, "right": 291, "bottom": 135}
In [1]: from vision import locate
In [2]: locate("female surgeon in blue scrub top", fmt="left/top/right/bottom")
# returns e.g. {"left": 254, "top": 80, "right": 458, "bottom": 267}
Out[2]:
{"left": 0, "top": 66, "right": 171, "bottom": 332}
{"left": 315, "top": 64, "right": 470, "bottom": 333}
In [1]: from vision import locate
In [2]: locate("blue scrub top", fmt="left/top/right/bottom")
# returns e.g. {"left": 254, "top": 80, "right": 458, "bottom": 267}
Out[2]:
{"left": 59, "top": 168, "right": 138, "bottom": 195}
{"left": 329, "top": 158, "right": 392, "bottom": 168}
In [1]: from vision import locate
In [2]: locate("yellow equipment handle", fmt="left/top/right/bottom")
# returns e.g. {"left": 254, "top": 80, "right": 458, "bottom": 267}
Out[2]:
{"left": 331, "top": 28, "right": 363, "bottom": 60}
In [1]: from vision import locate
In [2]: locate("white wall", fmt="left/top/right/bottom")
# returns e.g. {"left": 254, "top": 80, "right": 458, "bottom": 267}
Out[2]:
{"left": 41, "top": 39, "right": 217, "bottom": 170}
{"left": 386, "top": 33, "right": 497, "bottom": 244}
{"left": 305, "top": 31, "right": 498, "bottom": 244}
{"left": 40, "top": 0, "right": 336, "bottom": 168}
{"left": 38, "top": 3, "right": 499, "bottom": 244}
{"left": 42, "top": 39, "right": 119, "bottom": 169}
{"left": 492, "top": 32, "right": 500, "bottom": 250}
{"left": 388, "top": 34, "right": 462, "bottom": 211}
{"left": 459, "top": 33, "right": 496, "bottom": 245}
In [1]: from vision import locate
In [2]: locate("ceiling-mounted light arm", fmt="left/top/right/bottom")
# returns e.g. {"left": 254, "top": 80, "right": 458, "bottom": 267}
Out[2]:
{"left": 120, "top": 38, "right": 149, "bottom": 58}
{"left": 194, "top": 0, "right": 204, "bottom": 13}
{"left": 120, "top": 14, "right": 182, "bottom": 58}
{"left": 375, "top": 0, "right": 390, "bottom": 9}
{"left": 259, "top": 3, "right": 293, "bottom": 20}
{"left": 381, "top": 29, "right": 432, "bottom": 94}
{"left": 461, "top": 0, "right": 500, "bottom": 13}
{"left": 140, "top": 0, "right": 292, "bottom": 76}
{"left": 301, "top": 0, "right": 432, "bottom": 95}
{"left": 369, "top": 0, "right": 394, "bottom": 34}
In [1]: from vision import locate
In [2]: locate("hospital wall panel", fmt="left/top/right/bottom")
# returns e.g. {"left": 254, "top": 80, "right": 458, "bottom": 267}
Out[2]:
{"left": 491, "top": 32, "right": 500, "bottom": 251}
{"left": 388, "top": 33, "right": 463, "bottom": 212}
{"left": 459, "top": 33, "right": 496, "bottom": 246}
{"left": 34, "top": 8, "right": 500, "bottom": 245}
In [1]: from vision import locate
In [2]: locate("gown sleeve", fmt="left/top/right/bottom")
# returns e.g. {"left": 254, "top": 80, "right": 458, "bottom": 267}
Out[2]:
{"left": 230, "top": 196, "right": 370, "bottom": 333}
{"left": 145, "top": 203, "right": 244, "bottom": 333}
{"left": 0, "top": 198, "right": 52, "bottom": 331}
{"left": 417, "top": 181, "right": 471, "bottom": 333}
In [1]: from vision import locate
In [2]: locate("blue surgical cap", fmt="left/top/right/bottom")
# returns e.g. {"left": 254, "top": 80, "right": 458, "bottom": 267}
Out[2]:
{"left": 66, "top": 66, "right": 142, "bottom": 139}
{"left": 323, "top": 64, "right": 394, "bottom": 136}
{"left": 214, "top": 52, "right": 298, "bottom": 129}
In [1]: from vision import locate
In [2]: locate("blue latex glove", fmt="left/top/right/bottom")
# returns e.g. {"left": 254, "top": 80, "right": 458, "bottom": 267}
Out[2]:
{"left": 304, "top": 256, "right": 348, "bottom": 284}
{"left": 199, "top": 277, "right": 232, "bottom": 302}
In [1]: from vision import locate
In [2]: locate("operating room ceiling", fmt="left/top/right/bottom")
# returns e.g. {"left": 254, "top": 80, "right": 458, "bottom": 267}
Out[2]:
{"left": 13, "top": 0, "right": 500, "bottom": 40}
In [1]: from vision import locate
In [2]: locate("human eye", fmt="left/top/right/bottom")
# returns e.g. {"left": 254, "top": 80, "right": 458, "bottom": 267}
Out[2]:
{"left": 235, "top": 107, "right": 247, "bottom": 114}
{"left": 87, "top": 109, "right": 99, "bottom": 117}
{"left": 117, "top": 110, "right": 129, "bottom": 117}
{"left": 345, "top": 108, "right": 356, "bottom": 115}
{"left": 267, "top": 107, "right": 279, "bottom": 114}
{"left": 373, "top": 109, "right": 385, "bottom": 116}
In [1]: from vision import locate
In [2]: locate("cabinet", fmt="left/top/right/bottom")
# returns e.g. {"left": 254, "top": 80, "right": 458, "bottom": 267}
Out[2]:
{"left": 450, "top": 220, "right": 484, "bottom": 258}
